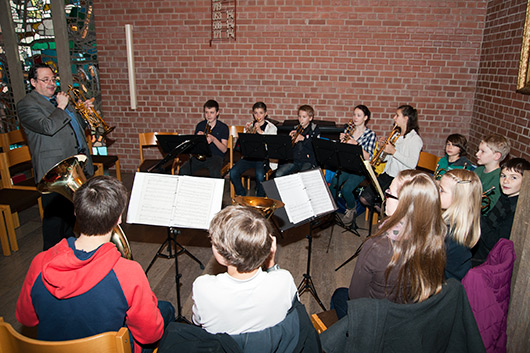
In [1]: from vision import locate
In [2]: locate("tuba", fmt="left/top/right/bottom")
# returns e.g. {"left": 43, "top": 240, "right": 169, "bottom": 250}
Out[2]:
{"left": 233, "top": 196, "right": 285, "bottom": 219}
{"left": 67, "top": 85, "right": 115, "bottom": 137}
{"left": 37, "top": 155, "right": 133, "bottom": 259}
{"left": 370, "top": 124, "right": 400, "bottom": 169}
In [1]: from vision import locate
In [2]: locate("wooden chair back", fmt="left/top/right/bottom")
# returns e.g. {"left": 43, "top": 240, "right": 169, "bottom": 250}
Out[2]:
{"left": 138, "top": 132, "right": 179, "bottom": 163}
{"left": 0, "top": 317, "right": 132, "bottom": 353}
{"left": 417, "top": 151, "right": 440, "bottom": 173}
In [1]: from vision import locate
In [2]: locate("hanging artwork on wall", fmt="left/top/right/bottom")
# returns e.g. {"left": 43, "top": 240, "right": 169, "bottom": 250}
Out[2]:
{"left": 517, "top": 0, "right": 530, "bottom": 94}
{"left": 210, "top": 0, "right": 236, "bottom": 45}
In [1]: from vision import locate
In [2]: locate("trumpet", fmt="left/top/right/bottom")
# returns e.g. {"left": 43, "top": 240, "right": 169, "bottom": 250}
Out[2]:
{"left": 67, "top": 85, "right": 115, "bottom": 136}
{"left": 481, "top": 186, "right": 495, "bottom": 214}
{"left": 37, "top": 155, "right": 133, "bottom": 259}
{"left": 341, "top": 120, "right": 356, "bottom": 143}
{"left": 370, "top": 124, "right": 400, "bottom": 168}
{"left": 195, "top": 123, "right": 212, "bottom": 161}
{"left": 433, "top": 167, "right": 446, "bottom": 180}
{"left": 246, "top": 121, "right": 258, "bottom": 134}
{"left": 291, "top": 125, "right": 304, "bottom": 146}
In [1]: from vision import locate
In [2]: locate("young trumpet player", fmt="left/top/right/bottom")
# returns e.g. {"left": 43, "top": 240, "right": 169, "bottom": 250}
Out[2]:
{"left": 230, "top": 102, "right": 278, "bottom": 197}
{"left": 17, "top": 62, "right": 94, "bottom": 250}
{"left": 275, "top": 105, "right": 320, "bottom": 177}
{"left": 360, "top": 105, "right": 423, "bottom": 209}
{"left": 179, "top": 99, "right": 229, "bottom": 178}
{"left": 329, "top": 105, "right": 377, "bottom": 225}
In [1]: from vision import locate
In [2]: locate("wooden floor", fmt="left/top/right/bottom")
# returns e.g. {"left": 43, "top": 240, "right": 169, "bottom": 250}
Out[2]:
{"left": 0, "top": 171, "right": 368, "bottom": 335}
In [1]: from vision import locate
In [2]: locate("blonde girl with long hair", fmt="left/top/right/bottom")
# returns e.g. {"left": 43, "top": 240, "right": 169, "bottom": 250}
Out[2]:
{"left": 439, "top": 170, "right": 482, "bottom": 279}
{"left": 330, "top": 170, "right": 446, "bottom": 319}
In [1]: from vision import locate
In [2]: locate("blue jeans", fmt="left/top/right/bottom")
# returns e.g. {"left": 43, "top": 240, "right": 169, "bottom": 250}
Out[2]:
{"left": 139, "top": 300, "right": 176, "bottom": 353}
{"left": 275, "top": 162, "right": 313, "bottom": 177}
{"left": 330, "top": 287, "right": 349, "bottom": 320}
{"left": 230, "top": 159, "right": 267, "bottom": 197}
{"left": 329, "top": 172, "right": 365, "bottom": 209}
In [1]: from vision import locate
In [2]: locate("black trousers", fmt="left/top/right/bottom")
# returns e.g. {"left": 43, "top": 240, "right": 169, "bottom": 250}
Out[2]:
{"left": 41, "top": 192, "right": 76, "bottom": 250}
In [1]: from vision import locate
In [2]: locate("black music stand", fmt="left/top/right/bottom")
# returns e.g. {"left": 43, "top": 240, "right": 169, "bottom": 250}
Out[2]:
{"left": 312, "top": 138, "right": 365, "bottom": 240}
{"left": 155, "top": 134, "right": 211, "bottom": 174}
{"left": 262, "top": 168, "right": 337, "bottom": 311}
{"left": 237, "top": 133, "right": 293, "bottom": 161}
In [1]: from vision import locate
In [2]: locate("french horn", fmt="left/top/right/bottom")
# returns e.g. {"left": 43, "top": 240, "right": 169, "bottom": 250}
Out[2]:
{"left": 37, "top": 155, "right": 133, "bottom": 259}
{"left": 233, "top": 196, "right": 285, "bottom": 219}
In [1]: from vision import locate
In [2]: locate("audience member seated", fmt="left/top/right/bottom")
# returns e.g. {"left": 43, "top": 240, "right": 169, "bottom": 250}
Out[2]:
{"left": 330, "top": 170, "right": 446, "bottom": 319}
{"left": 16, "top": 176, "right": 175, "bottom": 353}
{"left": 473, "top": 134, "right": 510, "bottom": 215}
{"left": 463, "top": 238, "right": 516, "bottom": 353}
{"left": 472, "top": 157, "right": 530, "bottom": 266}
{"left": 321, "top": 278, "right": 485, "bottom": 353}
{"left": 439, "top": 170, "right": 482, "bottom": 280}
{"left": 434, "top": 133, "right": 474, "bottom": 180}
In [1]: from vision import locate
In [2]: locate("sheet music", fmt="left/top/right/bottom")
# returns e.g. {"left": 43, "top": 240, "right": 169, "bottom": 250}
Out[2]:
{"left": 300, "top": 169, "right": 334, "bottom": 216}
{"left": 127, "top": 172, "right": 224, "bottom": 229}
{"left": 363, "top": 159, "right": 384, "bottom": 201}
{"left": 274, "top": 173, "right": 314, "bottom": 224}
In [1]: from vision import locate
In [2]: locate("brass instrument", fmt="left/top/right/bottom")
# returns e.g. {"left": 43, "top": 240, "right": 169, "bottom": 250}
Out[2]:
{"left": 233, "top": 196, "right": 285, "bottom": 219}
{"left": 481, "top": 186, "right": 495, "bottom": 214}
{"left": 195, "top": 123, "right": 212, "bottom": 161}
{"left": 37, "top": 155, "right": 133, "bottom": 260}
{"left": 433, "top": 168, "right": 446, "bottom": 180}
{"left": 67, "top": 85, "right": 115, "bottom": 136}
{"left": 370, "top": 124, "right": 400, "bottom": 169}
{"left": 341, "top": 120, "right": 356, "bottom": 143}
{"left": 246, "top": 121, "right": 258, "bottom": 134}
{"left": 291, "top": 125, "right": 305, "bottom": 146}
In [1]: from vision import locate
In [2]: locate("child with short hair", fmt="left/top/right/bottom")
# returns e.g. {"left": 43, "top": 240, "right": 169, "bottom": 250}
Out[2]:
{"left": 230, "top": 102, "right": 277, "bottom": 197}
{"left": 474, "top": 134, "right": 510, "bottom": 214}
{"left": 17, "top": 176, "right": 175, "bottom": 353}
{"left": 179, "top": 99, "right": 229, "bottom": 178}
{"left": 439, "top": 170, "right": 482, "bottom": 280}
{"left": 192, "top": 205, "right": 298, "bottom": 334}
{"left": 434, "top": 134, "right": 474, "bottom": 180}
{"left": 472, "top": 158, "right": 530, "bottom": 266}
{"left": 275, "top": 105, "right": 320, "bottom": 177}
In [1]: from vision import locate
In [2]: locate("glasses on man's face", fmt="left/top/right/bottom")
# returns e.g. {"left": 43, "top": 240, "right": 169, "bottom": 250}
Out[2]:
{"left": 384, "top": 189, "right": 399, "bottom": 201}
{"left": 36, "top": 77, "right": 58, "bottom": 84}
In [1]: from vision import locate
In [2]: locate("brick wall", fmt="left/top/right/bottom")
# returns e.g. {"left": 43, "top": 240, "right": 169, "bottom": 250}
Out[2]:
{"left": 93, "top": 0, "right": 488, "bottom": 171}
{"left": 469, "top": 0, "right": 530, "bottom": 162}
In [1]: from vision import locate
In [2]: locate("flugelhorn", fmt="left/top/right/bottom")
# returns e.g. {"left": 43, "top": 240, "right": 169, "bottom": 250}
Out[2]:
{"left": 370, "top": 124, "right": 400, "bottom": 168}
{"left": 67, "top": 85, "right": 115, "bottom": 136}
{"left": 341, "top": 120, "right": 356, "bottom": 143}
{"left": 37, "top": 155, "right": 133, "bottom": 260}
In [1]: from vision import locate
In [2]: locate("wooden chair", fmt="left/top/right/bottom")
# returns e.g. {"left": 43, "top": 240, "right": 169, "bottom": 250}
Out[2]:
{"left": 0, "top": 146, "right": 37, "bottom": 189}
{"left": 311, "top": 309, "right": 339, "bottom": 334}
{"left": 417, "top": 151, "right": 440, "bottom": 174}
{"left": 0, "top": 152, "right": 43, "bottom": 256}
{"left": 0, "top": 317, "right": 132, "bottom": 353}
{"left": 86, "top": 135, "right": 122, "bottom": 181}
{"left": 0, "top": 129, "right": 28, "bottom": 151}
{"left": 138, "top": 132, "right": 179, "bottom": 173}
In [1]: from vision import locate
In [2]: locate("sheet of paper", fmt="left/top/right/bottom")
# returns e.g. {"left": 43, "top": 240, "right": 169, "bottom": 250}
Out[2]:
{"left": 274, "top": 173, "right": 314, "bottom": 224}
{"left": 127, "top": 172, "right": 224, "bottom": 229}
{"left": 300, "top": 169, "right": 335, "bottom": 216}
{"left": 170, "top": 176, "right": 224, "bottom": 229}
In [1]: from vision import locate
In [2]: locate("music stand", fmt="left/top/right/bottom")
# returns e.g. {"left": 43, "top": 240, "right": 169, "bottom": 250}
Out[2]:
{"left": 237, "top": 133, "right": 293, "bottom": 161}
{"left": 155, "top": 134, "right": 211, "bottom": 174}
{"left": 262, "top": 168, "right": 337, "bottom": 311}
{"left": 127, "top": 173, "right": 224, "bottom": 323}
{"left": 312, "top": 138, "right": 364, "bottom": 239}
